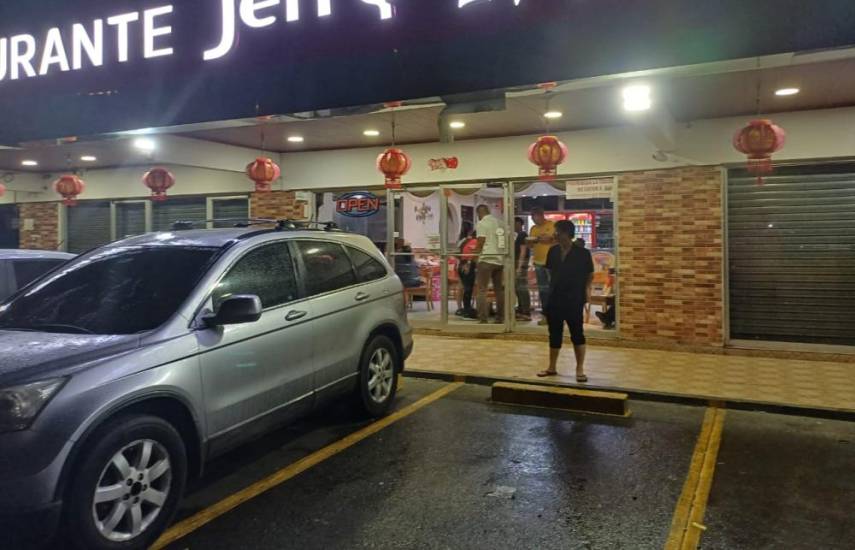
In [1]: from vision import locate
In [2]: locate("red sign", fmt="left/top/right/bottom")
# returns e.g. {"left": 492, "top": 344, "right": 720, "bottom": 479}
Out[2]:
{"left": 335, "top": 192, "right": 381, "bottom": 218}
{"left": 428, "top": 157, "right": 459, "bottom": 171}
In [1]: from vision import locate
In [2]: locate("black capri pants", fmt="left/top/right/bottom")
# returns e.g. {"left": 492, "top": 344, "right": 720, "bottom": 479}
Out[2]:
{"left": 547, "top": 299, "right": 586, "bottom": 349}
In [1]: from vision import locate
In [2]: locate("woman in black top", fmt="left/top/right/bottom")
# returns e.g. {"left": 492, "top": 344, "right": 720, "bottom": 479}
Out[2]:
{"left": 537, "top": 220, "right": 594, "bottom": 382}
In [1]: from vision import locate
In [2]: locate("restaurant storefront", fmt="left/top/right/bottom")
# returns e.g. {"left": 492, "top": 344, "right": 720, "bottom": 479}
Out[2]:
{"left": 1, "top": 1, "right": 854, "bottom": 352}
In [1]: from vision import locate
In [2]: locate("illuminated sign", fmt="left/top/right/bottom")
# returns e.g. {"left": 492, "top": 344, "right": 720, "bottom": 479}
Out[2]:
{"left": 336, "top": 192, "right": 381, "bottom": 218}
{"left": 0, "top": 0, "right": 521, "bottom": 83}
{"left": 1, "top": 0, "right": 853, "bottom": 145}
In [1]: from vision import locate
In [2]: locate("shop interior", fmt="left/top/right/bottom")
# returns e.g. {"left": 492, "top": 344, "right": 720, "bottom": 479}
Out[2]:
{"left": 316, "top": 181, "right": 617, "bottom": 335}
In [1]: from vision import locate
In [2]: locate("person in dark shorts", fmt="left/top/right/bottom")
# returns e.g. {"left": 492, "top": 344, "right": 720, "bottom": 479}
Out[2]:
{"left": 537, "top": 220, "right": 594, "bottom": 382}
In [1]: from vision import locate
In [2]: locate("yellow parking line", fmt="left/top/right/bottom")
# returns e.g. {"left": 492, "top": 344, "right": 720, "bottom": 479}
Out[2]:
{"left": 151, "top": 382, "right": 463, "bottom": 550}
{"left": 664, "top": 404, "right": 727, "bottom": 550}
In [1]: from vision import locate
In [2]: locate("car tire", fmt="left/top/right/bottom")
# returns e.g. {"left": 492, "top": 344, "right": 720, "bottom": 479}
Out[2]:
{"left": 356, "top": 335, "right": 400, "bottom": 417}
{"left": 63, "top": 414, "right": 187, "bottom": 550}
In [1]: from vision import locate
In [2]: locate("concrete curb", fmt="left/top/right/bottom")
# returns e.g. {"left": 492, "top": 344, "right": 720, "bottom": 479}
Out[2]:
{"left": 403, "top": 369, "right": 855, "bottom": 423}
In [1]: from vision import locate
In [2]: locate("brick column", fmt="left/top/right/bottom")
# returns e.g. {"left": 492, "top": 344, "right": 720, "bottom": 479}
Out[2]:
{"left": 249, "top": 191, "right": 308, "bottom": 221}
{"left": 617, "top": 166, "right": 724, "bottom": 347}
{"left": 18, "top": 202, "right": 61, "bottom": 251}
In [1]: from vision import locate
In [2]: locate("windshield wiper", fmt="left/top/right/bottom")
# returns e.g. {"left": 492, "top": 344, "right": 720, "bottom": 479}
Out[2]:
{"left": 26, "top": 324, "right": 95, "bottom": 335}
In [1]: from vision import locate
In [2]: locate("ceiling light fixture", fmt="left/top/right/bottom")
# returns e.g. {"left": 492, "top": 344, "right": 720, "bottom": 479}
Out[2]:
{"left": 287, "top": 136, "right": 305, "bottom": 143}
{"left": 544, "top": 111, "right": 563, "bottom": 119}
{"left": 80, "top": 155, "right": 97, "bottom": 162}
{"left": 775, "top": 87, "right": 800, "bottom": 97}
{"left": 21, "top": 160, "right": 39, "bottom": 167}
{"left": 449, "top": 121, "right": 466, "bottom": 129}
{"left": 363, "top": 129, "right": 381, "bottom": 137}
{"left": 133, "top": 137, "right": 156, "bottom": 152}
{"left": 622, "top": 84, "right": 652, "bottom": 112}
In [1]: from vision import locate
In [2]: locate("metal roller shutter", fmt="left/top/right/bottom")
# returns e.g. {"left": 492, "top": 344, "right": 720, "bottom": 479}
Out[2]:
{"left": 67, "top": 202, "right": 111, "bottom": 254}
{"left": 728, "top": 165, "right": 855, "bottom": 346}
{"left": 212, "top": 198, "right": 249, "bottom": 227}
{"left": 152, "top": 197, "right": 207, "bottom": 231}
{"left": 116, "top": 202, "right": 146, "bottom": 239}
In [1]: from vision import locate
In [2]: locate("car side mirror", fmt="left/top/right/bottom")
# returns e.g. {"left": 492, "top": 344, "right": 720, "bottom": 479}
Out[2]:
{"left": 203, "top": 295, "right": 263, "bottom": 327}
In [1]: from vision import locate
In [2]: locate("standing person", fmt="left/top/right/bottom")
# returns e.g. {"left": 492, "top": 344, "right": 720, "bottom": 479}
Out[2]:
{"left": 514, "top": 217, "right": 532, "bottom": 321}
{"left": 473, "top": 204, "right": 505, "bottom": 324}
{"left": 456, "top": 222, "right": 478, "bottom": 319}
{"left": 537, "top": 220, "right": 594, "bottom": 382}
{"left": 526, "top": 207, "right": 556, "bottom": 326}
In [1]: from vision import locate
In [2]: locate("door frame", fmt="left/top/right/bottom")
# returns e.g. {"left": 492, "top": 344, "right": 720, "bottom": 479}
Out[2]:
{"left": 387, "top": 182, "right": 515, "bottom": 332}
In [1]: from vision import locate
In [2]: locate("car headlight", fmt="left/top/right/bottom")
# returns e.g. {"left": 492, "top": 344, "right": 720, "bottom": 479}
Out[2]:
{"left": 0, "top": 379, "right": 66, "bottom": 432}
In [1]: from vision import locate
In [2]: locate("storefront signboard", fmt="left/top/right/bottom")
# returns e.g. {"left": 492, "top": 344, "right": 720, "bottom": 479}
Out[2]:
{"left": 1, "top": 1, "right": 854, "bottom": 144}
{"left": 335, "top": 191, "right": 381, "bottom": 218}
{"left": 565, "top": 177, "right": 616, "bottom": 201}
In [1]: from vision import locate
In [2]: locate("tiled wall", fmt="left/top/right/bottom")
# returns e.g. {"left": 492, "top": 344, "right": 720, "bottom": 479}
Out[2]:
{"left": 617, "top": 166, "right": 724, "bottom": 347}
{"left": 250, "top": 191, "right": 308, "bottom": 221}
{"left": 18, "top": 202, "right": 60, "bottom": 250}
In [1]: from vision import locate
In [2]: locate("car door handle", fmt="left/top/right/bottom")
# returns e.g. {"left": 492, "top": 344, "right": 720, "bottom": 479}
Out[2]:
{"left": 355, "top": 292, "right": 371, "bottom": 302}
{"left": 285, "top": 310, "right": 308, "bottom": 322}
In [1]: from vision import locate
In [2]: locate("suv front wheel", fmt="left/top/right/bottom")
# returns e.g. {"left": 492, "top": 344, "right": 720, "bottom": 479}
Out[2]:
{"left": 356, "top": 335, "right": 399, "bottom": 417}
{"left": 64, "top": 414, "right": 187, "bottom": 550}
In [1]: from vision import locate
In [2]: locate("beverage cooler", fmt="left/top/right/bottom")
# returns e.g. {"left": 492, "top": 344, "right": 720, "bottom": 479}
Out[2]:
{"left": 545, "top": 211, "right": 599, "bottom": 248}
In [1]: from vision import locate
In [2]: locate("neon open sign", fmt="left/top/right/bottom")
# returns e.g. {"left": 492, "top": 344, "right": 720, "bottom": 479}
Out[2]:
{"left": 336, "top": 192, "right": 381, "bottom": 218}
{"left": 0, "top": 0, "right": 525, "bottom": 83}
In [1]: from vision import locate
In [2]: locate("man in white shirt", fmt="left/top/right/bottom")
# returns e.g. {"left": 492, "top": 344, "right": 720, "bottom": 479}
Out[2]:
{"left": 473, "top": 204, "right": 505, "bottom": 323}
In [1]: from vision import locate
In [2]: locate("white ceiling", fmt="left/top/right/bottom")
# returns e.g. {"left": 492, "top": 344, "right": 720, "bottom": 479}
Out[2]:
{"left": 4, "top": 55, "right": 855, "bottom": 173}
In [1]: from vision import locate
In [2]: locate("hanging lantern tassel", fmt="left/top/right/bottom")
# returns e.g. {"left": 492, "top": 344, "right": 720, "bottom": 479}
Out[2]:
{"left": 377, "top": 147, "right": 412, "bottom": 189}
{"left": 142, "top": 167, "right": 176, "bottom": 201}
{"left": 246, "top": 157, "right": 281, "bottom": 193}
{"left": 54, "top": 174, "right": 86, "bottom": 206}
{"left": 733, "top": 119, "right": 786, "bottom": 185}
{"left": 528, "top": 135, "right": 569, "bottom": 180}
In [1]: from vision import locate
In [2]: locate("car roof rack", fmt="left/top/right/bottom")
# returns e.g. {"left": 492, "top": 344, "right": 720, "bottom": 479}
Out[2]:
{"left": 274, "top": 220, "right": 341, "bottom": 232}
{"left": 171, "top": 218, "right": 276, "bottom": 230}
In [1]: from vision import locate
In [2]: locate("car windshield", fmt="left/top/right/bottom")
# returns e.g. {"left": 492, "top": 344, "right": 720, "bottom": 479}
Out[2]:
{"left": 0, "top": 246, "right": 219, "bottom": 335}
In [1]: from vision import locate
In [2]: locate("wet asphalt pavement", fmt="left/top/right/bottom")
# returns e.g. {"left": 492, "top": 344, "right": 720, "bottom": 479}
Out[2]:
{"left": 32, "top": 378, "right": 855, "bottom": 550}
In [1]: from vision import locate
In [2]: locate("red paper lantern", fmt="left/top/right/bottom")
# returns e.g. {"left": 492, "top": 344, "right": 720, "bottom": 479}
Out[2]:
{"left": 528, "top": 136, "right": 568, "bottom": 180}
{"left": 377, "top": 147, "right": 412, "bottom": 189}
{"left": 54, "top": 175, "right": 85, "bottom": 206}
{"left": 246, "top": 157, "right": 281, "bottom": 192}
{"left": 142, "top": 167, "right": 176, "bottom": 201}
{"left": 0, "top": 183, "right": 6, "bottom": 198}
{"left": 733, "top": 119, "right": 786, "bottom": 185}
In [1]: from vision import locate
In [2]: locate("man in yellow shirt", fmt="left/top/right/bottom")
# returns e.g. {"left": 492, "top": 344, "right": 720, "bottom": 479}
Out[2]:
{"left": 526, "top": 207, "right": 555, "bottom": 324}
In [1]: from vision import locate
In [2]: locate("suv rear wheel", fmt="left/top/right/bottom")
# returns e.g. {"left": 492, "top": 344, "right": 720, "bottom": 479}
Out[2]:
{"left": 64, "top": 414, "right": 187, "bottom": 550}
{"left": 356, "top": 335, "right": 399, "bottom": 417}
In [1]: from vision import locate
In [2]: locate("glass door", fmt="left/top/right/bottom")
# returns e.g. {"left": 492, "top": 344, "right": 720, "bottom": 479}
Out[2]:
{"left": 388, "top": 183, "right": 514, "bottom": 332}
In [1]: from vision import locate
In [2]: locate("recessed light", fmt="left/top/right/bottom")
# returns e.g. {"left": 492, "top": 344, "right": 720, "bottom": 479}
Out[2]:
{"left": 133, "top": 138, "right": 156, "bottom": 152}
{"left": 544, "top": 111, "right": 563, "bottom": 119}
{"left": 775, "top": 87, "right": 800, "bottom": 97}
{"left": 363, "top": 129, "right": 381, "bottom": 137}
{"left": 287, "top": 136, "right": 305, "bottom": 143}
{"left": 21, "top": 160, "right": 38, "bottom": 167}
{"left": 622, "top": 84, "right": 652, "bottom": 112}
{"left": 80, "top": 155, "right": 97, "bottom": 162}
{"left": 449, "top": 121, "right": 466, "bottom": 129}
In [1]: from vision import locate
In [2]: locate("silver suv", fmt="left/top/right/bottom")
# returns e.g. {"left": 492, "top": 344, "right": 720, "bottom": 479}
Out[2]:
{"left": 0, "top": 226, "right": 412, "bottom": 549}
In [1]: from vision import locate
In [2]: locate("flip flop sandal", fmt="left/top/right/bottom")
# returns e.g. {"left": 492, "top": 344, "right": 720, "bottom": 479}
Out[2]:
{"left": 576, "top": 374, "right": 588, "bottom": 383}
{"left": 537, "top": 370, "right": 558, "bottom": 377}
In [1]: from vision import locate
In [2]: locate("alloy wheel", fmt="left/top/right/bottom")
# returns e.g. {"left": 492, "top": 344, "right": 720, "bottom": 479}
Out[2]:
{"left": 367, "top": 348, "right": 395, "bottom": 404}
{"left": 91, "top": 439, "right": 172, "bottom": 542}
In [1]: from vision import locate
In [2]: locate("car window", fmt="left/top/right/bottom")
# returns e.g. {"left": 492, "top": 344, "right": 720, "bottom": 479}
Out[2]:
{"left": 297, "top": 241, "right": 357, "bottom": 296}
{"left": 0, "top": 247, "right": 218, "bottom": 335}
{"left": 348, "top": 246, "right": 387, "bottom": 283}
{"left": 12, "top": 259, "right": 66, "bottom": 289}
{"left": 213, "top": 242, "right": 298, "bottom": 310}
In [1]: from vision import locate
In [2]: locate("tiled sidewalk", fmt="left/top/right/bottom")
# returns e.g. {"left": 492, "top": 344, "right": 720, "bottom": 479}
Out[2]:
{"left": 407, "top": 335, "right": 855, "bottom": 414}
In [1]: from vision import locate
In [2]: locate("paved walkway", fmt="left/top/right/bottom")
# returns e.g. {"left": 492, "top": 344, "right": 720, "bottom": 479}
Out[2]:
{"left": 407, "top": 335, "right": 855, "bottom": 414}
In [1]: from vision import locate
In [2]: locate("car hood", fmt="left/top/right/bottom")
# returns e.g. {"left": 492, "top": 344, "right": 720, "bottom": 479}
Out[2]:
{"left": 0, "top": 330, "right": 141, "bottom": 386}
